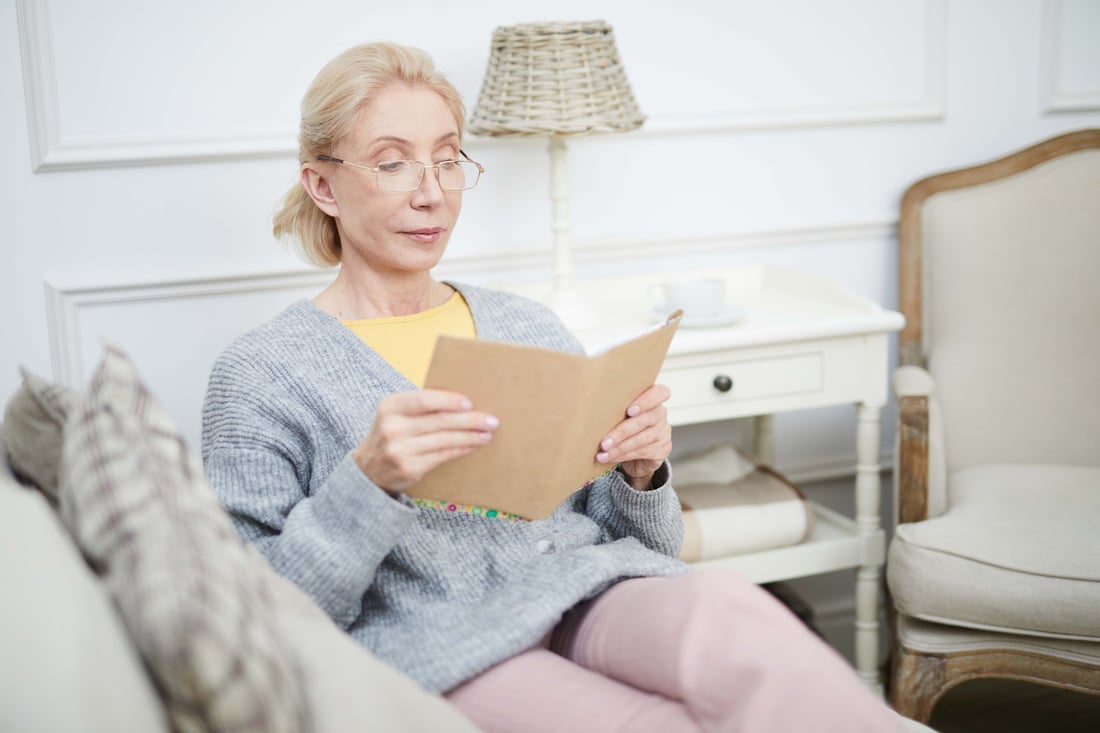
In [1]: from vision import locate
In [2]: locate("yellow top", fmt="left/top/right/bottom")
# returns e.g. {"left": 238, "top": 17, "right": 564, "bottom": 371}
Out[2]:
{"left": 342, "top": 291, "right": 476, "bottom": 387}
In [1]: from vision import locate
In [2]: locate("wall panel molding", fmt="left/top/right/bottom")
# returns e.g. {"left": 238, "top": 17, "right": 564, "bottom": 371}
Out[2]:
{"left": 635, "top": 0, "right": 946, "bottom": 135}
{"left": 43, "top": 217, "right": 896, "bottom": 456}
{"left": 1040, "top": 0, "right": 1100, "bottom": 113}
{"left": 19, "top": 0, "right": 946, "bottom": 171}
{"left": 17, "top": 0, "right": 296, "bottom": 171}
{"left": 583, "top": 220, "right": 897, "bottom": 263}
{"left": 44, "top": 269, "right": 329, "bottom": 387}
{"left": 45, "top": 216, "right": 898, "bottom": 385}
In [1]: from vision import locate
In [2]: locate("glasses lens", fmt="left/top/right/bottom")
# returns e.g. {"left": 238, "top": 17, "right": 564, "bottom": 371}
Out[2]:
{"left": 375, "top": 160, "right": 480, "bottom": 191}
{"left": 439, "top": 161, "right": 480, "bottom": 191}
{"left": 376, "top": 161, "right": 422, "bottom": 192}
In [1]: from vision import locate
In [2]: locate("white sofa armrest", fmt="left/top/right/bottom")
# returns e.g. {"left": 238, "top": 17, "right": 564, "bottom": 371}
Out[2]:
{"left": 0, "top": 468, "right": 169, "bottom": 733}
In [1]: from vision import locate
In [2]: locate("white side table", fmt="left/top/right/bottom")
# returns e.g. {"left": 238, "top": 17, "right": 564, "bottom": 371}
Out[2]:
{"left": 504, "top": 266, "right": 905, "bottom": 691}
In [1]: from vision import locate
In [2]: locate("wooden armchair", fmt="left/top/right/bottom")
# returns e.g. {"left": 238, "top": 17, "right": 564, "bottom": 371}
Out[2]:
{"left": 886, "top": 129, "right": 1100, "bottom": 723}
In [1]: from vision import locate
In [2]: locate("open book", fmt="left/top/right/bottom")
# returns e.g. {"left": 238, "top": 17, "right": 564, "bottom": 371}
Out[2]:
{"left": 407, "top": 311, "right": 682, "bottom": 519}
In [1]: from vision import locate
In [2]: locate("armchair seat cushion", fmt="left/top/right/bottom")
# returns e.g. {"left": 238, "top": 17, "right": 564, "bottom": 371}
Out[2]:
{"left": 888, "top": 464, "right": 1100, "bottom": 640}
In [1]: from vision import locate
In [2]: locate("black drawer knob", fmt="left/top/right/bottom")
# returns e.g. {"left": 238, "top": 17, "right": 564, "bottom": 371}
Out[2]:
{"left": 713, "top": 374, "right": 733, "bottom": 393}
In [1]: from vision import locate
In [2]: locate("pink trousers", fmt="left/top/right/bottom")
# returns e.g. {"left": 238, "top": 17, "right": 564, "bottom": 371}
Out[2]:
{"left": 445, "top": 569, "right": 904, "bottom": 733}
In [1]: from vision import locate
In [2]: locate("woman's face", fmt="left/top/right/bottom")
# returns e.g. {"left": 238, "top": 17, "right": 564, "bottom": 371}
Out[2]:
{"left": 321, "top": 85, "right": 464, "bottom": 277}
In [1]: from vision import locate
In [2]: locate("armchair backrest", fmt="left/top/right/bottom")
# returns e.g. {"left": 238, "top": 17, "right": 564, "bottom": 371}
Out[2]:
{"left": 898, "top": 130, "right": 1100, "bottom": 472}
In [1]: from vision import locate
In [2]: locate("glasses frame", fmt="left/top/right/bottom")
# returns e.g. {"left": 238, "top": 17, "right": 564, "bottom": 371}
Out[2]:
{"left": 316, "top": 149, "right": 485, "bottom": 192}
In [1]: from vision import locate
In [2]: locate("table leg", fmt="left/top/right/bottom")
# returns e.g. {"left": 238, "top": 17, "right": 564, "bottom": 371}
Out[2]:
{"left": 752, "top": 414, "right": 775, "bottom": 465}
{"left": 855, "top": 402, "right": 885, "bottom": 694}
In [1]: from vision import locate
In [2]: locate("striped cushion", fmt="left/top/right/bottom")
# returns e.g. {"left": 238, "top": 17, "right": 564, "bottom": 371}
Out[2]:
{"left": 58, "top": 346, "right": 305, "bottom": 733}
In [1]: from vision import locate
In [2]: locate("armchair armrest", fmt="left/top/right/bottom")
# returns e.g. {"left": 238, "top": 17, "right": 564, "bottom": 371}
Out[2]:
{"left": 893, "top": 366, "right": 947, "bottom": 522}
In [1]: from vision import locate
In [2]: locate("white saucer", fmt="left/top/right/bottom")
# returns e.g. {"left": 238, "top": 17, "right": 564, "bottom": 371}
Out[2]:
{"left": 652, "top": 304, "right": 747, "bottom": 329}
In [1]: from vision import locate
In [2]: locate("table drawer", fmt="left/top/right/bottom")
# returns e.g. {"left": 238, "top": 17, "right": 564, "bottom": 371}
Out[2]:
{"left": 661, "top": 352, "right": 824, "bottom": 410}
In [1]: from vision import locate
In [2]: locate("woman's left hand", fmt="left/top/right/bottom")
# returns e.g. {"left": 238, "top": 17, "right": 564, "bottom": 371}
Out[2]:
{"left": 596, "top": 384, "right": 672, "bottom": 491}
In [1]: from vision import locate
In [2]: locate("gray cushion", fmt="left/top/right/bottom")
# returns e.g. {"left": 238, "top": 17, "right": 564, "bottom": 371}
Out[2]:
{"left": 888, "top": 463, "right": 1100, "bottom": 639}
{"left": 2, "top": 368, "right": 79, "bottom": 501}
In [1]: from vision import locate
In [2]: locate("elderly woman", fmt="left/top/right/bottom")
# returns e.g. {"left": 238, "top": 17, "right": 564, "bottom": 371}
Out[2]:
{"left": 202, "top": 42, "right": 904, "bottom": 732}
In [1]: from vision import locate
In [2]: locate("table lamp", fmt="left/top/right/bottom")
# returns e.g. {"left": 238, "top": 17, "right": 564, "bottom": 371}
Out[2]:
{"left": 468, "top": 20, "right": 645, "bottom": 330}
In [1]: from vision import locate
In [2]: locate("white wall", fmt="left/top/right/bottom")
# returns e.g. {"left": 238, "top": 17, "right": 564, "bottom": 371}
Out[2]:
{"left": 3, "top": 0, "right": 1100, "bottom": 482}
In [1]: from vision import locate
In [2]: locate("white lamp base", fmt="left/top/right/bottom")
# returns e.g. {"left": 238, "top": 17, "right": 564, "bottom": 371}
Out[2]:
{"left": 544, "top": 137, "right": 603, "bottom": 332}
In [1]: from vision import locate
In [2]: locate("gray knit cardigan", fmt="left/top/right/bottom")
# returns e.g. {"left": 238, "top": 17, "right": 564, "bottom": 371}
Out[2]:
{"left": 201, "top": 282, "right": 688, "bottom": 693}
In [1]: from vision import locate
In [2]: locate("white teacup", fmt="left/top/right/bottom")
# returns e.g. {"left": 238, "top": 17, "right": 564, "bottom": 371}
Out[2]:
{"left": 655, "top": 278, "right": 726, "bottom": 318}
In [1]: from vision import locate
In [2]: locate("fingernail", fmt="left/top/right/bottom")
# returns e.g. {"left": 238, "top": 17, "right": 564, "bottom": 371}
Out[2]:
{"left": 627, "top": 404, "right": 641, "bottom": 417}
{"left": 460, "top": 399, "right": 473, "bottom": 410}
{"left": 601, "top": 437, "right": 614, "bottom": 450}
{"left": 596, "top": 451, "right": 610, "bottom": 463}
{"left": 485, "top": 415, "right": 500, "bottom": 429}
{"left": 479, "top": 431, "right": 492, "bottom": 442}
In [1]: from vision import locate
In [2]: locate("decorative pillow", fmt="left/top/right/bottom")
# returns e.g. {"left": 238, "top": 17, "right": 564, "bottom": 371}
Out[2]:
{"left": 2, "top": 368, "right": 80, "bottom": 502}
{"left": 58, "top": 346, "right": 305, "bottom": 733}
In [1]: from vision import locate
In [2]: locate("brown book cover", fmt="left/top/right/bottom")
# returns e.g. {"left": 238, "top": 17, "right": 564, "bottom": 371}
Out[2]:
{"left": 408, "top": 312, "right": 682, "bottom": 519}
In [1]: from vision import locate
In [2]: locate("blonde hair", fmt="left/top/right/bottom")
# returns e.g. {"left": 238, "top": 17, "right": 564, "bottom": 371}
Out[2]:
{"left": 272, "top": 43, "right": 466, "bottom": 267}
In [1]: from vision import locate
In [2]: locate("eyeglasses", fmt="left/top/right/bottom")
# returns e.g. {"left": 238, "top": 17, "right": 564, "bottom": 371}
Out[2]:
{"left": 316, "top": 150, "right": 485, "bottom": 192}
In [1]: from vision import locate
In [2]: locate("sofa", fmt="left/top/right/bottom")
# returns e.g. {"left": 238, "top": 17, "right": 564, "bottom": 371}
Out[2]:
{"left": 0, "top": 346, "right": 481, "bottom": 732}
{"left": 1, "top": 345, "right": 936, "bottom": 733}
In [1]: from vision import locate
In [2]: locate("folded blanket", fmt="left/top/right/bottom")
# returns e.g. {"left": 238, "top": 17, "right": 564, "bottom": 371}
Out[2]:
{"left": 674, "top": 445, "right": 815, "bottom": 563}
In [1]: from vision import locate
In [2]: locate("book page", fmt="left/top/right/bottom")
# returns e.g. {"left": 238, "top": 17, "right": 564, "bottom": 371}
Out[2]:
{"left": 408, "top": 312, "right": 682, "bottom": 519}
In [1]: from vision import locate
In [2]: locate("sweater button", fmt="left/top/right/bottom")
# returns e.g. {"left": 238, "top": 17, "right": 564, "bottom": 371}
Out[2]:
{"left": 535, "top": 539, "right": 554, "bottom": 554}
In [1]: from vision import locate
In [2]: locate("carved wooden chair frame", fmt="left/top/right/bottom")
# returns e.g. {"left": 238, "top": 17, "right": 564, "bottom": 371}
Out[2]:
{"left": 890, "top": 128, "right": 1100, "bottom": 722}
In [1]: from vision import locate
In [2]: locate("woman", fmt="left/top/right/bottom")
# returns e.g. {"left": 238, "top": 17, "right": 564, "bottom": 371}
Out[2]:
{"left": 202, "top": 42, "right": 904, "bottom": 732}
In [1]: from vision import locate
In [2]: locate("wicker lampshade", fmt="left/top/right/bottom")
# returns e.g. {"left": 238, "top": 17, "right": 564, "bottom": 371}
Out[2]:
{"left": 468, "top": 21, "right": 645, "bottom": 137}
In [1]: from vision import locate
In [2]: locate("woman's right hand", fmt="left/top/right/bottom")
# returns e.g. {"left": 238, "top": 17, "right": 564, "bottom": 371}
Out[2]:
{"left": 353, "top": 389, "right": 499, "bottom": 493}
